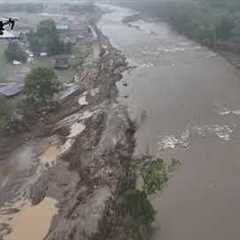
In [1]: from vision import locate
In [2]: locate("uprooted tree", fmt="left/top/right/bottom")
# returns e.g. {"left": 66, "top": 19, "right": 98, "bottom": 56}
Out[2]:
{"left": 24, "top": 67, "right": 61, "bottom": 106}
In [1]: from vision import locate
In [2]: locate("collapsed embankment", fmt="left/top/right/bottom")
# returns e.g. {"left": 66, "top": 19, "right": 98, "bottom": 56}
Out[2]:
{"left": 42, "top": 25, "right": 138, "bottom": 240}
{"left": 0, "top": 6, "right": 142, "bottom": 240}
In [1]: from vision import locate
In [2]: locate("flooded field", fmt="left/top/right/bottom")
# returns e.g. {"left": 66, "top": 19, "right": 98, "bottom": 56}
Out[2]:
{"left": 98, "top": 4, "right": 240, "bottom": 240}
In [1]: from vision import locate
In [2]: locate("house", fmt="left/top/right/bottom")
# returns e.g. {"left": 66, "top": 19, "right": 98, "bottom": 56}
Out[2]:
{"left": 56, "top": 25, "right": 69, "bottom": 32}
{"left": 0, "top": 83, "right": 24, "bottom": 97}
{"left": 13, "top": 60, "right": 22, "bottom": 65}
{"left": 54, "top": 56, "right": 70, "bottom": 70}
{"left": 40, "top": 52, "right": 48, "bottom": 57}
{"left": 0, "top": 30, "right": 20, "bottom": 40}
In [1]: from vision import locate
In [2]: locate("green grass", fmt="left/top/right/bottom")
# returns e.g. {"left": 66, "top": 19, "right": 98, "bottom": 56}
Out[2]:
{"left": 0, "top": 42, "right": 8, "bottom": 83}
{"left": 32, "top": 57, "right": 74, "bottom": 84}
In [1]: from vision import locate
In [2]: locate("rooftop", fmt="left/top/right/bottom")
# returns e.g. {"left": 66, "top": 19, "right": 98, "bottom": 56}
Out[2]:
{"left": 56, "top": 25, "right": 69, "bottom": 31}
{"left": 0, "top": 31, "right": 20, "bottom": 40}
{"left": 0, "top": 82, "right": 24, "bottom": 97}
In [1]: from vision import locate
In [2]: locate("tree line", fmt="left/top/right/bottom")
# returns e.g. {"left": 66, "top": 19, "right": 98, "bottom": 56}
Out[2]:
{"left": 158, "top": 0, "right": 240, "bottom": 47}
{"left": 0, "top": 3, "right": 44, "bottom": 13}
{"left": 119, "top": 0, "right": 240, "bottom": 48}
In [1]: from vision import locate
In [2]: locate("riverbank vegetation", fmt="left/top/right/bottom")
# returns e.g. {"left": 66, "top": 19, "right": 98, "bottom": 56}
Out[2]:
{"left": 158, "top": 0, "right": 240, "bottom": 48}
{"left": 120, "top": 157, "right": 180, "bottom": 239}
{"left": 120, "top": 0, "right": 240, "bottom": 50}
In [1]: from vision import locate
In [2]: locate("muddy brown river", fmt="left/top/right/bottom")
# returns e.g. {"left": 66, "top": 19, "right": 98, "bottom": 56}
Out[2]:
{"left": 98, "top": 4, "right": 240, "bottom": 240}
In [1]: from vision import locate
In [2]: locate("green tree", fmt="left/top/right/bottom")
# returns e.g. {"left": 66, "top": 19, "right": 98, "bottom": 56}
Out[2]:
{"left": 25, "top": 67, "right": 61, "bottom": 106}
{"left": 28, "top": 30, "right": 42, "bottom": 54}
{"left": 122, "top": 158, "right": 180, "bottom": 229}
{"left": 5, "top": 42, "right": 27, "bottom": 63}
{"left": 129, "top": 0, "right": 240, "bottom": 46}
{"left": 123, "top": 189, "right": 155, "bottom": 226}
{"left": 28, "top": 19, "right": 71, "bottom": 55}
{"left": 141, "top": 159, "right": 169, "bottom": 195}
{"left": 0, "top": 96, "right": 13, "bottom": 129}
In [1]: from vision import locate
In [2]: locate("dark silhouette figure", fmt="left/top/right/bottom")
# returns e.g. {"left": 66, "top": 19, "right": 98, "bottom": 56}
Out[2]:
{"left": 0, "top": 18, "right": 16, "bottom": 35}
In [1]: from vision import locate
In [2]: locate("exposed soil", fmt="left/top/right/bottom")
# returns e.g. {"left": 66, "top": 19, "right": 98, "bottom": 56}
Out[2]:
{"left": 0, "top": 5, "right": 137, "bottom": 240}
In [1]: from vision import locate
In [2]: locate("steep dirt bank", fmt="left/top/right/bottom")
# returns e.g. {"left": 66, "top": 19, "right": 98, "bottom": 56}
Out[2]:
{"left": 43, "top": 29, "right": 136, "bottom": 239}
{"left": 0, "top": 7, "right": 137, "bottom": 240}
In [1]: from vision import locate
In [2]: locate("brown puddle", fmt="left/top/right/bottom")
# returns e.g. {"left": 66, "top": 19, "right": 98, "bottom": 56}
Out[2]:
{"left": 40, "top": 144, "right": 59, "bottom": 167}
{"left": 1, "top": 197, "right": 58, "bottom": 240}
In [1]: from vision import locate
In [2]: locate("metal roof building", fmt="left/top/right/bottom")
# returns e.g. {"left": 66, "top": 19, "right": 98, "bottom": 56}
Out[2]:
{"left": 56, "top": 25, "right": 69, "bottom": 31}
{"left": 0, "top": 83, "right": 24, "bottom": 97}
{"left": 0, "top": 31, "right": 20, "bottom": 40}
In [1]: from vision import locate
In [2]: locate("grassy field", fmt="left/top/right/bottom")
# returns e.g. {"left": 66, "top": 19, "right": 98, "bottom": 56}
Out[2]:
{"left": 0, "top": 42, "right": 8, "bottom": 83}
{"left": 32, "top": 56, "right": 75, "bottom": 84}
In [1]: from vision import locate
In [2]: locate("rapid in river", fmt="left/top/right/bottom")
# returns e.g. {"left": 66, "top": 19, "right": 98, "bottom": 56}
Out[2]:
{"left": 98, "top": 4, "right": 240, "bottom": 240}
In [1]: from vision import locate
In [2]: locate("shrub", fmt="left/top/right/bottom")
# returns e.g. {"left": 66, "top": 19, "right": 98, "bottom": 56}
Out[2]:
{"left": 123, "top": 189, "right": 155, "bottom": 226}
{"left": 0, "top": 96, "right": 13, "bottom": 129}
{"left": 141, "top": 159, "right": 169, "bottom": 195}
{"left": 25, "top": 67, "right": 61, "bottom": 106}
{"left": 5, "top": 42, "right": 27, "bottom": 63}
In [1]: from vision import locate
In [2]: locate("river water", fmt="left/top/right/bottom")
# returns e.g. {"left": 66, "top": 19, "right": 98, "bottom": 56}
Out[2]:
{"left": 98, "top": 4, "right": 240, "bottom": 240}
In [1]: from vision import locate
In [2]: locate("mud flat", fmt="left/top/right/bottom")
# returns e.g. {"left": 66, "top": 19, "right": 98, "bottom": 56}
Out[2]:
{"left": 1, "top": 198, "right": 58, "bottom": 240}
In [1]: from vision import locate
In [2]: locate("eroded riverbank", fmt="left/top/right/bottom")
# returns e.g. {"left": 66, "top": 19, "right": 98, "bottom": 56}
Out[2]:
{"left": 1, "top": 3, "right": 240, "bottom": 240}
{"left": 0, "top": 5, "right": 136, "bottom": 240}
